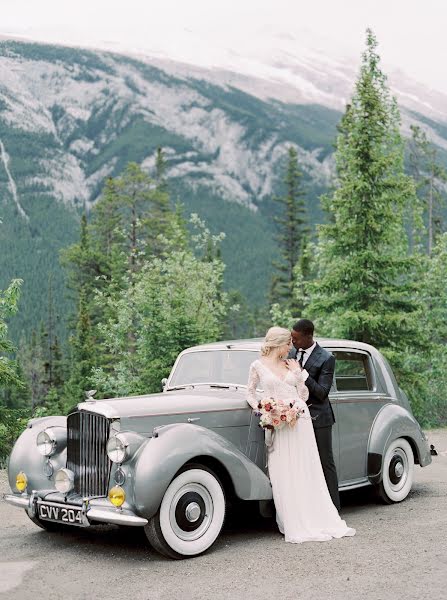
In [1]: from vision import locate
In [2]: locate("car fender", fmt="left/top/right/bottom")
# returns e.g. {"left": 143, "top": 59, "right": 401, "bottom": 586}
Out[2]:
{"left": 132, "top": 423, "right": 272, "bottom": 519}
{"left": 367, "top": 403, "right": 431, "bottom": 484}
{"left": 7, "top": 416, "right": 67, "bottom": 493}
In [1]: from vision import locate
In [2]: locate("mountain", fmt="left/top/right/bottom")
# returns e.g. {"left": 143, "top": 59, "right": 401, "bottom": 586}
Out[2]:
{"left": 0, "top": 38, "right": 446, "bottom": 342}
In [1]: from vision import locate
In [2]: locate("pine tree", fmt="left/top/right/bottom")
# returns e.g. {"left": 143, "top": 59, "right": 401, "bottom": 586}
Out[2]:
{"left": 0, "top": 279, "right": 24, "bottom": 389}
{"left": 271, "top": 147, "right": 308, "bottom": 313}
{"left": 308, "top": 30, "right": 420, "bottom": 350}
{"left": 60, "top": 162, "right": 189, "bottom": 401}
{"left": 64, "top": 289, "right": 95, "bottom": 406}
{"left": 408, "top": 125, "right": 447, "bottom": 255}
{"left": 41, "top": 274, "right": 65, "bottom": 395}
{"left": 155, "top": 146, "right": 168, "bottom": 194}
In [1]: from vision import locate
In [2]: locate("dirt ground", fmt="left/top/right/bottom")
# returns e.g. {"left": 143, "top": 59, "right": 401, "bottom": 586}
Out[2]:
{"left": 0, "top": 429, "right": 446, "bottom": 600}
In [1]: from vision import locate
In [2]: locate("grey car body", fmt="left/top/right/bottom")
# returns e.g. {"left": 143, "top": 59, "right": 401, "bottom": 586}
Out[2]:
{"left": 5, "top": 337, "right": 431, "bottom": 558}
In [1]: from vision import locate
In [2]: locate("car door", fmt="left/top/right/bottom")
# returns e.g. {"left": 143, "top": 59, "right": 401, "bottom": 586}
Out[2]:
{"left": 330, "top": 349, "right": 387, "bottom": 485}
{"left": 328, "top": 377, "right": 340, "bottom": 475}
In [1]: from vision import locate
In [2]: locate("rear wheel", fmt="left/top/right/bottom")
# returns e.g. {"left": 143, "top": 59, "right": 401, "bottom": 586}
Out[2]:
{"left": 376, "top": 438, "right": 414, "bottom": 503}
{"left": 145, "top": 464, "right": 226, "bottom": 559}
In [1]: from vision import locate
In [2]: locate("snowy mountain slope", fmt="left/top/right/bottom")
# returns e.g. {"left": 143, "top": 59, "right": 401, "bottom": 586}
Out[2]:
{"left": 0, "top": 38, "right": 446, "bottom": 341}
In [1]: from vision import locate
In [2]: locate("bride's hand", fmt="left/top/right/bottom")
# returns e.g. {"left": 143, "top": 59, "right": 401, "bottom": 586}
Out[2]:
{"left": 285, "top": 359, "right": 301, "bottom": 372}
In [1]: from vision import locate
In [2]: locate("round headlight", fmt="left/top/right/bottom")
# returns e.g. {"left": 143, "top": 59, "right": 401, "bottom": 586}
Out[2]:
{"left": 109, "top": 486, "right": 126, "bottom": 507}
{"left": 36, "top": 429, "right": 57, "bottom": 456}
{"left": 106, "top": 434, "right": 127, "bottom": 463}
{"left": 16, "top": 472, "right": 28, "bottom": 492}
{"left": 55, "top": 468, "right": 75, "bottom": 493}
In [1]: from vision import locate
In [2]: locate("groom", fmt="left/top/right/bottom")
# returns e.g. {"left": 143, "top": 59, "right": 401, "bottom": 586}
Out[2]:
{"left": 289, "top": 319, "right": 340, "bottom": 511}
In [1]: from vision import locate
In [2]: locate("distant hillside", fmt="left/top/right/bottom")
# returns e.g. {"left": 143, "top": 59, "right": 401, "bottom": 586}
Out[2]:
{"left": 0, "top": 39, "right": 446, "bottom": 342}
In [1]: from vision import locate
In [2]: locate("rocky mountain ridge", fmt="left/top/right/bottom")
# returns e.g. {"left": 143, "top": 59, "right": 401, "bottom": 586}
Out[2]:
{"left": 0, "top": 38, "right": 446, "bottom": 340}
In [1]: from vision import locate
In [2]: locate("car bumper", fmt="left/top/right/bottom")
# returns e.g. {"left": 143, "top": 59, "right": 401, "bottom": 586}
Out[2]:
{"left": 3, "top": 492, "right": 148, "bottom": 527}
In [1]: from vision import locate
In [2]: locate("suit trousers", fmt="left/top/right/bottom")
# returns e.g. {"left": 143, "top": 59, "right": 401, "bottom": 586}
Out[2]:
{"left": 313, "top": 425, "right": 341, "bottom": 511}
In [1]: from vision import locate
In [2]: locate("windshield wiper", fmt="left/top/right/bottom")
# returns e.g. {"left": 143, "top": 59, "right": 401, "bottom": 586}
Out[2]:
{"left": 167, "top": 383, "right": 240, "bottom": 391}
{"left": 166, "top": 385, "right": 195, "bottom": 391}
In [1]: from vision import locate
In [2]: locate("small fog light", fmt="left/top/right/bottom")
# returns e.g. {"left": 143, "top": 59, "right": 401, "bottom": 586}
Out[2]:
{"left": 109, "top": 486, "right": 125, "bottom": 507}
{"left": 55, "top": 468, "right": 75, "bottom": 493}
{"left": 16, "top": 472, "right": 28, "bottom": 492}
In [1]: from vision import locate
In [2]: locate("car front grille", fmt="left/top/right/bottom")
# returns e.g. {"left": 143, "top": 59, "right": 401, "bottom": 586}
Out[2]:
{"left": 66, "top": 411, "right": 111, "bottom": 497}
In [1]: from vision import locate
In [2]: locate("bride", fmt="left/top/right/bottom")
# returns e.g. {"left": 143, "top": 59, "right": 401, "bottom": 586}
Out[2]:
{"left": 246, "top": 326, "right": 356, "bottom": 543}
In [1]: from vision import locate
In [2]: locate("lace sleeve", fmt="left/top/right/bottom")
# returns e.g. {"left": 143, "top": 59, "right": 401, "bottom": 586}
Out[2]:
{"left": 246, "top": 362, "right": 260, "bottom": 410}
{"left": 292, "top": 369, "right": 309, "bottom": 403}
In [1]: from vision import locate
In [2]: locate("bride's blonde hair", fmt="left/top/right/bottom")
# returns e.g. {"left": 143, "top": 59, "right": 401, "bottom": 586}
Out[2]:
{"left": 261, "top": 326, "right": 291, "bottom": 356}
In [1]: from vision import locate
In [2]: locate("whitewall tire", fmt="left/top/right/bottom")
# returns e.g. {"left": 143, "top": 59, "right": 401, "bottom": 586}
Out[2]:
{"left": 145, "top": 464, "right": 226, "bottom": 559}
{"left": 377, "top": 438, "right": 414, "bottom": 503}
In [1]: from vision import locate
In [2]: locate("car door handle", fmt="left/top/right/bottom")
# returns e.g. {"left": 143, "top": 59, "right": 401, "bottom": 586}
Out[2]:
{"left": 187, "top": 417, "right": 200, "bottom": 423}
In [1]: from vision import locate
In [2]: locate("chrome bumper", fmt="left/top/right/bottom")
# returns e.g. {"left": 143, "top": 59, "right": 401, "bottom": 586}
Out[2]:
{"left": 3, "top": 494, "right": 29, "bottom": 508}
{"left": 3, "top": 493, "right": 148, "bottom": 527}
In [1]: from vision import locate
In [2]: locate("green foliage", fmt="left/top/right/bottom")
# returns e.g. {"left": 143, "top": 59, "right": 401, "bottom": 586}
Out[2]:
{"left": 0, "top": 407, "right": 30, "bottom": 466}
{"left": 91, "top": 217, "right": 229, "bottom": 397}
{"left": 60, "top": 162, "right": 188, "bottom": 403}
{"left": 269, "top": 303, "right": 294, "bottom": 329}
{"left": 298, "top": 30, "right": 447, "bottom": 426}
{"left": 405, "top": 233, "right": 447, "bottom": 426}
{"left": 408, "top": 125, "right": 447, "bottom": 254}
{"left": 308, "top": 30, "right": 420, "bottom": 350}
{"left": 271, "top": 147, "right": 308, "bottom": 313}
{"left": 0, "top": 279, "right": 24, "bottom": 388}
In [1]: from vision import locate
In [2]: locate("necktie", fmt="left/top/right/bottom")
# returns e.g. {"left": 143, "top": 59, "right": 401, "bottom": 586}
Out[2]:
{"left": 298, "top": 350, "right": 305, "bottom": 367}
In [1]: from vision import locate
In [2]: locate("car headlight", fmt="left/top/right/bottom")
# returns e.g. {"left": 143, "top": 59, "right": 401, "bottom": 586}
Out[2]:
{"left": 16, "top": 472, "right": 28, "bottom": 492}
{"left": 55, "top": 468, "right": 75, "bottom": 493}
{"left": 36, "top": 429, "right": 57, "bottom": 456}
{"left": 106, "top": 433, "right": 128, "bottom": 463}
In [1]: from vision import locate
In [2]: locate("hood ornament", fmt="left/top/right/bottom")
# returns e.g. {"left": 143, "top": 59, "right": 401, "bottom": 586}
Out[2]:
{"left": 85, "top": 389, "right": 97, "bottom": 401}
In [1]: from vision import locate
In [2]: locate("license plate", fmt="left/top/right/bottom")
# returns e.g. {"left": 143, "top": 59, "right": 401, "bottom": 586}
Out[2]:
{"left": 38, "top": 502, "right": 84, "bottom": 526}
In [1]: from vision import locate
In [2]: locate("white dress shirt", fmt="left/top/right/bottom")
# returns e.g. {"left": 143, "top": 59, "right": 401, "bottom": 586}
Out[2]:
{"left": 297, "top": 341, "right": 316, "bottom": 382}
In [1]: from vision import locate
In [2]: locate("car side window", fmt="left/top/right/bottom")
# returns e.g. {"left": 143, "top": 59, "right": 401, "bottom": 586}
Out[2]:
{"left": 333, "top": 351, "right": 373, "bottom": 392}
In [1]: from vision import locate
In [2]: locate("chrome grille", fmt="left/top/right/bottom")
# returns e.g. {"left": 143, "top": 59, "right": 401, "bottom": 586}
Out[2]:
{"left": 67, "top": 411, "right": 111, "bottom": 497}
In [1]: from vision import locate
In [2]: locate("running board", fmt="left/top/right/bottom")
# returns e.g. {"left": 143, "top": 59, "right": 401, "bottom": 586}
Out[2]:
{"left": 339, "top": 480, "right": 371, "bottom": 491}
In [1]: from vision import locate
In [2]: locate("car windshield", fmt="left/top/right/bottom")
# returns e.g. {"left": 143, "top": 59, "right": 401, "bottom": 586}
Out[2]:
{"left": 168, "top": 350, "right": 259, "bottom": 388}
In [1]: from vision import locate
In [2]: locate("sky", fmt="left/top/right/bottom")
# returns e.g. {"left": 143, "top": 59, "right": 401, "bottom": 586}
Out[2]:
{"left": 1, "top": 0, "right": 446, "bottom": 94}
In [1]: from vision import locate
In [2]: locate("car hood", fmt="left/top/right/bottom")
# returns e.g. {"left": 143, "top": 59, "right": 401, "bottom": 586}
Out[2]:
{"left": 76, "top": 387, "right": 248, "bottom": 420}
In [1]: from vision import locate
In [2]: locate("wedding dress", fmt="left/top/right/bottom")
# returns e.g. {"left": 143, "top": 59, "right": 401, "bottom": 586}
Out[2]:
{"left": 247, "top": 359, "right": 356, "bottom": 543}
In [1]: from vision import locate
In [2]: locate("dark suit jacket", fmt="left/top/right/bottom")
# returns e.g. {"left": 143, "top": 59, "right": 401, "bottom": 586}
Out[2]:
{"left": 290, "top": 343, "right": 335, "bottom": 429}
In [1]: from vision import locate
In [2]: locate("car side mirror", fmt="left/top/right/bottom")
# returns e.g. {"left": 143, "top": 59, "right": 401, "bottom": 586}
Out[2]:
{"left": 161, "top": 378, "right": 168, "bottom": 391}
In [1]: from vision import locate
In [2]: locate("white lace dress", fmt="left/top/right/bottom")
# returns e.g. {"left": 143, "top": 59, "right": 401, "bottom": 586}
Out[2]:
{"left": 247, "top": 359, "right": 356, "bottom": 543}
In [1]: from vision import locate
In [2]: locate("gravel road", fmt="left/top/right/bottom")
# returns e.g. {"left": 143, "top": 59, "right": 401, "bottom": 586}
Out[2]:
{"left": 1, "top": 429, "right": 446, "bottom": 600}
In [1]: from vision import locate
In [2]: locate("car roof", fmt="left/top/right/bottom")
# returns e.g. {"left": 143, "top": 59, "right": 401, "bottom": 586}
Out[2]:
{"left": 181, "top": 337, "right": 379, "bottom": 354}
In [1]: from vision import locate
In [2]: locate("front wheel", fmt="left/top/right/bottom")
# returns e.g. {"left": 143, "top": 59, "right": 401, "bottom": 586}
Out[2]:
{"left": 144, "top": 464, "right": 226, "bottom": 559}
{"left": 376, "top": 438, "right": 414, "bottom": 503}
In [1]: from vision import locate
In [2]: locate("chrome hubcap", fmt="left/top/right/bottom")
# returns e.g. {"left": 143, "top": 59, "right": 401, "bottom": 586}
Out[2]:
{"left": 394, "top": 462, "right": 404, "bottom": 478}
{"left": 388, "top": 449, "right": 408, "bottom": 490}
{"left": 169, "top": 483, "right": 213, "bottom": 541}
{"left": 185, "top": 502, "right": 201, "bottom": 522}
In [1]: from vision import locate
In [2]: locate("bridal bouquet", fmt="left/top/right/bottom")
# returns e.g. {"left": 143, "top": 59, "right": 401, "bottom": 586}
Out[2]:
{"left": 256, "top": 398, "right": 305, "bottom": 430}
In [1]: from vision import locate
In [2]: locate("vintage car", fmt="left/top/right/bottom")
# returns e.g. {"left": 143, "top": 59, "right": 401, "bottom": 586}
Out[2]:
{"left": 5, "top": 338, "right": 431, "bottom": 558}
